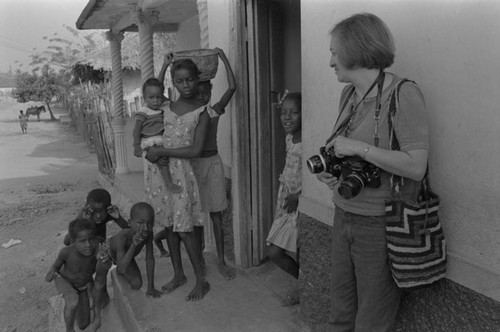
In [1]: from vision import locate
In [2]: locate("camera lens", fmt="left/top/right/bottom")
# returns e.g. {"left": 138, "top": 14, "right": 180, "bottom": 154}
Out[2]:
{"left": 306, "top": 155, "right": 326, "bottom": 174}
{"left": 338, "top": 174, "right": 365, "bottom": 199}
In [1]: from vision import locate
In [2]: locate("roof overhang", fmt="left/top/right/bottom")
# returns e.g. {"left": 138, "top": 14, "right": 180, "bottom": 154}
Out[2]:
{"left": 76, "top": 0, "right": 198, "bottom": 32}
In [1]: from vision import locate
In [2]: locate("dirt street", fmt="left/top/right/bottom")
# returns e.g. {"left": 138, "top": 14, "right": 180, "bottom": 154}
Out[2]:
{"left": 0, "top": 100, "right": 100, "bottom": 332}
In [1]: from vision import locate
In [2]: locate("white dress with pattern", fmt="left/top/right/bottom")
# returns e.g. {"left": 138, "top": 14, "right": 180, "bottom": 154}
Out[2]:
{"left": 144, "top": 102, "right": 206, "bottom": 232}
{"left": 266, "top": 134, "right": 302, "bottom": 253}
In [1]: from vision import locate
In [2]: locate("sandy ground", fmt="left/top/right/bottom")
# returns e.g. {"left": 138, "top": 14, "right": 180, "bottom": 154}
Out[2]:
{"left": 0, "top": 99, "right": 101, "bottom": 332}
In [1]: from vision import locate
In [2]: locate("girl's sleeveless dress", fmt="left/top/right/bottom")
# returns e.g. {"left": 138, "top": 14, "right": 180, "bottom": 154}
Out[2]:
{"left": 266, "top": 134, "right": 302, "bottom": 253}
{"left": 144, "top": 102, "right": 206, "bottom": 232}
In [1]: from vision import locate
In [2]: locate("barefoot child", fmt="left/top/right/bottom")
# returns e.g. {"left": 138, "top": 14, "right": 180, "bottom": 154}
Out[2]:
{"left": 191, "top": 47, "right": 237, "bottom": 280}
{"left": 63, "top": 188, "right": 129, "bottom": 245}
{"left": 46, "top": 218, "right": 97, "bottom": 332}
{"left": 92, "top": 202, "right": 161, "bottom": 330}
{"left": 145, "top": 57, "right": 210, "bottom": 301}
{"left": 133, "top": 65, "right": 183, "bottom": 194}
{"left": 265, "top": 92, "right": 302, "bottom": 306}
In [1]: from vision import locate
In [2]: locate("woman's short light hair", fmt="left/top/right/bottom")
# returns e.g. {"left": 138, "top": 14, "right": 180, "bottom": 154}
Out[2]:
{"left": 330, "top": 13, "right": 395, "bottom": 70}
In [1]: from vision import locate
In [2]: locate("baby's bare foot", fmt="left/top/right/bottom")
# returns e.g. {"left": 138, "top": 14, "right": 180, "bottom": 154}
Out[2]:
{"left": 217, "top": 262, "right": 236, "bottom": 280}
{"left": 161, "top": 276, "right": 187, "bottom": 294}
{"left": 186, "top": 281, "right": 210, "bottom": 301}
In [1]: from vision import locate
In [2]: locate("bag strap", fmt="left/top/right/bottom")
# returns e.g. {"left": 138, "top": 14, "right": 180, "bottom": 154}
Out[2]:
{"left": 388, "top": 79, "right": 432, "bottom": 199}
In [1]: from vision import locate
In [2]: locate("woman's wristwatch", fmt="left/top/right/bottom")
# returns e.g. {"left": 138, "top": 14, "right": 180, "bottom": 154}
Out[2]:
{"left": 361, "top": 145, "right": 371, "bottom": 159}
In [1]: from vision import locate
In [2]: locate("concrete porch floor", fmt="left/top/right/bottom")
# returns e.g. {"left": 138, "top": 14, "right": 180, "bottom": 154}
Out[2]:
{"left": 98, "top": 171, "right": 310, "bottom": 332}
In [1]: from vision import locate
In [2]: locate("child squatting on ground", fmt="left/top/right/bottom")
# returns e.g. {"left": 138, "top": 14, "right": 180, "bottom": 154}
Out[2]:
{"left": 92, "top": 202, "right": 161, "bottom": 330}
{"left": 63, "top": 188, "right": 129, "bottom": 246}
{"left": 133, "top": 54, "right": 183, "bottom": 194}
{"left": 265, "top": 92, "right": 302, "bottom": 307}
{"left": 46, "top": 218, "right": 98, "bottom": 332}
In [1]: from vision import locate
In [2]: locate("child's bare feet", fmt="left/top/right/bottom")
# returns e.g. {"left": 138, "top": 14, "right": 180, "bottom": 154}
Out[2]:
{"left": 186, "top": 281, "right": 210, "bottom": 301}
{"left": 161, "top": 276, "right": 187, "bottom": 294}
{"left": 217, "top": 262, "right": 236, "bottom": 280}
{"left": 159, "top": 250, "right": 170, "bottom": 258}
{"left": 166, "top": 183, "right": 183, "bottom": 193}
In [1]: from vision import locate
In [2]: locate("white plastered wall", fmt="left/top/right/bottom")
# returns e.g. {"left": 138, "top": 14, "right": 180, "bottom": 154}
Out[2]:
{"left": 206, "top": 0, "right": 233, "bottom": 174}
{"left": 175, "top": 15, "right": 202, "bottom": 51}
{"left": 300, "top": 0, "right": 500, "bottom": 301}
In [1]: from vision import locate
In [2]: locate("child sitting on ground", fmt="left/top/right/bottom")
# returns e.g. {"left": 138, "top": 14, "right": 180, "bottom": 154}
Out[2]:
{"left": 92, "top": 202, "right": 161, "bottom": 330}
{"left": 63, "top": 188, "right": 129, "bottom": 245}
{"left": 133, "top": 55, "right": 182, "bottom": 194}
{"left": 46, "top": 218, "right": 98, "bottom": 332}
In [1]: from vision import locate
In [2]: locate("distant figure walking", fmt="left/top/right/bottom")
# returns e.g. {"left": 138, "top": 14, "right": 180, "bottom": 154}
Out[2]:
{"left": 19, "top": 110, "right": 27, "bottom": 134}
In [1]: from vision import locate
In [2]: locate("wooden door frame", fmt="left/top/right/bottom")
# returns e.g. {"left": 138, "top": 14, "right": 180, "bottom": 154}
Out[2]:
{"left": 230, "top": 0, "right": 277, "bottom": 267}
{"left": 230, "top": 0, "right": 252, "bottom": 268}
{"left": 248, "top": 0, "right": 275, "bottom": 266}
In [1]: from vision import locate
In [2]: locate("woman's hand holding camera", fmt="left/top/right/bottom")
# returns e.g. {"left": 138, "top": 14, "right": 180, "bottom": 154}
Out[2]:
{"left": 316, "top": 172, "right": 339, "bottom": 190}
{"left": 326, "top": 136, "right": 368, "bottom": 159}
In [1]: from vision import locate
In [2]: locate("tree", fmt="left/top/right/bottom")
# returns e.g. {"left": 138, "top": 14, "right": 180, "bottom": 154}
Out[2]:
{"left": 12, "top": 65, "right": 66, "bottom": 120}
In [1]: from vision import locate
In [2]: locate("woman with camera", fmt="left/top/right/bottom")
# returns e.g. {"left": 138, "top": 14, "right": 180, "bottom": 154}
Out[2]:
{"left": 315, "top": 13, "right": 429, "bottom": 331}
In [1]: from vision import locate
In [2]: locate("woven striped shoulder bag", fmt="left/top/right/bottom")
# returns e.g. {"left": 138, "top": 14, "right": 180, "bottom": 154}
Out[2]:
{"left": 385, "top": 79, "right": 447, "bottom": 290}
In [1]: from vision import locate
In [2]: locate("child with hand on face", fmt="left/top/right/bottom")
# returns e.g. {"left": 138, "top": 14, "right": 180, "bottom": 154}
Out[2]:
{"left": 266, "top": 92, "right": 302, "bottom": 307}
{"left": 133, "top": 54, "right": 182, "bottom": 194}
{"left": 92, "top": 202, "right": 161, "bottom": 331}
{"left": 64, "top": 188, "right": 129, "bottom": 246}
{"left": 46, "top": 218, "right": 98, "bottom": 332}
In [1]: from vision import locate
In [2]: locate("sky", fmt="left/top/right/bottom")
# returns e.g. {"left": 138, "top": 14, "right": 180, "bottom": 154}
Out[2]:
{"left": 0, "top": 0, "right": 90, "bottom": 73}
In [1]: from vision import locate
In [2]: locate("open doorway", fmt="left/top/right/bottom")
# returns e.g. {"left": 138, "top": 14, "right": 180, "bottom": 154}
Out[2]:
{"left": 243, "top": 0, "right": 302, "bottom": 265}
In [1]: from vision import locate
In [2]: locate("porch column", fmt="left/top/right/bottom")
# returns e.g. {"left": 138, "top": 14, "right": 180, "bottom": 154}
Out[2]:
{"left": 138, "top": 10, "right": 158, "bottom": 83}
{"left": 197, "top": 0, "right": 210, "bottom": 49}
{"left": 106, "top": 30, "right": 129, "bottom": 175}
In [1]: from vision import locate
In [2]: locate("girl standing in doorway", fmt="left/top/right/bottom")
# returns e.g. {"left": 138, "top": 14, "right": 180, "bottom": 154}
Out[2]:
{"left": 266, "top": 92, "right": 302, "bottom": 306}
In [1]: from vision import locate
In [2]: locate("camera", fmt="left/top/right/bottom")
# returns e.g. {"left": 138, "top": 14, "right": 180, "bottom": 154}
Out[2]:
{"left": 337, "top": 157, "right": 381, "bottom": 199}
{"left": 307, "top": 147, "right": 381, "bottom": 199}
{"left": 306, "top": 146, "right": 342, "bottom": 178}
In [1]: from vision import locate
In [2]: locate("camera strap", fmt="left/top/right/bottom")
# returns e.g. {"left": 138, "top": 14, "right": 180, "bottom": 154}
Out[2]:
{"left": 329, "top": 70, "right": 385, "bottom": 142}
{"left": 373, "top": 70, "right": 385, "bottom": 147}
